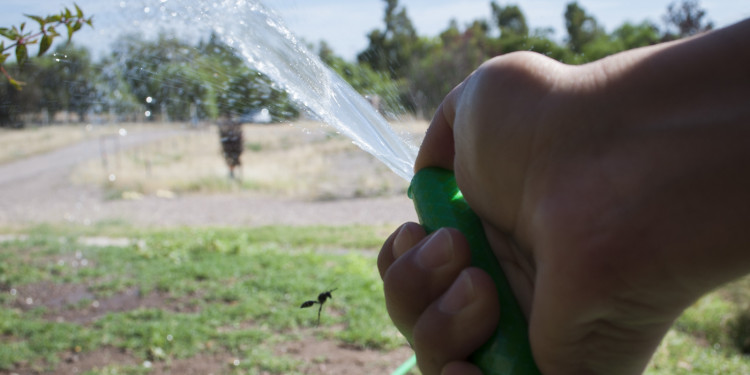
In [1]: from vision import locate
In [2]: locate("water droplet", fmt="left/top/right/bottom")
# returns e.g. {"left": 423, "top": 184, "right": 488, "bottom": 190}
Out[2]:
{"left": 233, "top": 359, "right": 240, "bottom": 366}
{"left": 92, "top": 300, "right": 100, "bottom": 308}
{"left": 143, "top": 7, "right": 151, "bottom": 14}
{"left": 143, "top": 361, "right": 152, "bottom": 368}
{"left": 76, "top": 251, "right": 83, "bottom": 259}
{"left": 166, "top": 334, "right": 173, "bottom": 341}
{"left": 9, "top": 289, "right": 16, "bottom": 296}
{"left": 58, "top": 259, "right": 65, "bottom": 266}
{"left": 81, "top": 259, "right": 89, "bottom": 267}
{"left": 119, "top": 128, "right": 128, "bottom": 136}
{"left": 25, "top": 297, "right": 33, "bottom": 305}
{"left": 146, "top": 96, "right": 153, "bottom": 104}
{"left": 145, "top": 110, "right": 152, "bottom": 117}
{"left": 108, "top": 174, "right": 117, "bottom": 182}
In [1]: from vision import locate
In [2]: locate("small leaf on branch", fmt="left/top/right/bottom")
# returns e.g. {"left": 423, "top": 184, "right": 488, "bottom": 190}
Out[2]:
{"left": 46, "top": 26, "right": 60, "bottom": 37}
{"left": 75, "top": 3, "right": 84, "bottom": 18}
{"left": 39, "top": 34, "right": 52, "bottom": 56}
{"left": 9, "top": 76, "right": 25, "bottom": 90}
{"left": 25, "top": 15, "right": 46, "bottom": 28}
{"left": 66, "top": 23, "right": 74, "bottom": 42}
{"left": 15, "top": 43, "right": 28, "bottom": 67}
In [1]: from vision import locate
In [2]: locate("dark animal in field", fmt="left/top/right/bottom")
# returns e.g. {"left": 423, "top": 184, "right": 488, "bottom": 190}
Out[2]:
{"left": 218, "top": 119, "right": 243, "bottom": 178}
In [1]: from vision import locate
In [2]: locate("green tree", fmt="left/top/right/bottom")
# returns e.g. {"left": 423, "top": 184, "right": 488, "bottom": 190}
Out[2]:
{"left": 357, "top": 0, "right": 421, "bottom": 79}
{"left": 408, "top": 20, "right": 501, "bottom": 117}
{"left": 46, "top": 44, "right": 97, "bottom": 121}
{"left": 613, "top": 21, "right": 661, "bottom": 50}
{"left": 564, "top": 1, "right": 605, "bottom": 54}
{"left": 112, "top": 33, "right": 209, "bottom": 122}
{"left": 319, "top": 41, "right": 403, "bottom": 115}
{"left": 491, "top": 2, "right": 529, "bottom": 37}
{"left": 0, "top": 43, "right": 96, "bottom": 126}
{"left": 662, "top": 0, "right": 713, "bottom": 39}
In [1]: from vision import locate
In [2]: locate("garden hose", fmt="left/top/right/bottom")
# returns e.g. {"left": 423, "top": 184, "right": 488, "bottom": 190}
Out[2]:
{"left": 406, "top": 167, "right": 541, "bottom": 374}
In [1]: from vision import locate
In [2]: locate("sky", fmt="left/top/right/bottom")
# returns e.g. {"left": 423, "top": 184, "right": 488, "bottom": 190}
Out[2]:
{"left": 1, "top": 0, "right": 749, "bottom": 61}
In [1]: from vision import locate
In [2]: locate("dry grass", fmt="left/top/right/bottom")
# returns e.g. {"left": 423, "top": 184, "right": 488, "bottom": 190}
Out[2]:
{"left": 69, "top": 120, "right": 427, "bottom": 200}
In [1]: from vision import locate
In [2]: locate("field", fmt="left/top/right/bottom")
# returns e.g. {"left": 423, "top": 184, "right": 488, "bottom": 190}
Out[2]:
{"left": 0, "top": 224, "right": 414, "bottom": 375}
{"left": 1, "top": 123, "right": 750, "bottom": 374}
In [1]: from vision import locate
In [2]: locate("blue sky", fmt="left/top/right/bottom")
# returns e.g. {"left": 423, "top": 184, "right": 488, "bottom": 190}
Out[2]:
{"left": 2, "top": 0, "right": 749, "bottom": 61}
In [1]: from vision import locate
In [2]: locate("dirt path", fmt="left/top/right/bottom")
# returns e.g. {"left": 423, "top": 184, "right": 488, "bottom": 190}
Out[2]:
{"left": 0, "top": 127, "right": 417, "bottom": 228}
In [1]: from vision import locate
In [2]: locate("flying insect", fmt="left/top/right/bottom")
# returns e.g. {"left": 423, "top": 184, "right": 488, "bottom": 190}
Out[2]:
{"left": 300, "top": 288, "right": 337, "bottom": 326}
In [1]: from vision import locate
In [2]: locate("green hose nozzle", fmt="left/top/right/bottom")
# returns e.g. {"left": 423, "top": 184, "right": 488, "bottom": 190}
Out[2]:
{"left": 409, "top": 167, "right": 540, "bottom": 375}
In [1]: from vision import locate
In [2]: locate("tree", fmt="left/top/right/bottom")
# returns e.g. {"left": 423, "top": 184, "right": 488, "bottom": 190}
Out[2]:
{"left": 357, "top": 0, "right": 421, "bottom": 79}
{"left": 662, "top": 0, "right": 713, "bottom": 39}
{"left": 47, "top": 44, "right": 97, "bottom": 122}
{"left": 408, "top": 20, "right": 501, "bottom": 117}
{"left": 612, "top": 21, "right": 661, "bottom": 50}
{"left": 564, "top": 1, "right": 605, "bottom": 54}
{"left": 491, "top": 2, "right": 528, "bottom": 37}
{"left": 318, "top": 41, "right": 403, "bottom": 115}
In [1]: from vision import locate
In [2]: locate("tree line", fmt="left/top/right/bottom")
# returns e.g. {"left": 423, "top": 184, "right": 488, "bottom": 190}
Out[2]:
{"left": 0, "top": 0, "right": 713, "bottom": 127}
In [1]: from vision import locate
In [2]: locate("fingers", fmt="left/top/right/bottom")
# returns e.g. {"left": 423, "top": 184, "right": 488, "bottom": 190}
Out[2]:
{"left": 379, "top": 224, "right": 499, "bottom": 375}
{"left": 413, "top": 268, "right": 499, "bottom": 375}
{"left": 382, "top": 227, "right": 472, "bottom": 338}
{"left": 414, "top": 81, "right": 466, "bottom": 173}
{"left": 377, "top": 222, "right": 426, "bottom": 280}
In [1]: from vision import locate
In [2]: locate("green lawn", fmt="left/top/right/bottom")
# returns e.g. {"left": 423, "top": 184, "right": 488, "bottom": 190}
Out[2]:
{"left": 0, "top": 224, "right": 409, "bottom": 374}
{"left": 1, "top": 223, "right": 749, "bottom": 374}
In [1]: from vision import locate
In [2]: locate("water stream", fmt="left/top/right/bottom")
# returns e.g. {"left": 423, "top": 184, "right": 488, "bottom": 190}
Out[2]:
{"left": 127, "top": 0, "right": 419, "bottom": 181}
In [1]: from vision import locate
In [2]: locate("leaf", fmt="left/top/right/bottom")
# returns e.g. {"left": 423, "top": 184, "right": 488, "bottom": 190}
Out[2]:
{"left": 38, "top": 34, "right": 52, "bottom": 56}
{"left": 46, "top": 26, "right": 60, "bottom": 38}
{"left": 66, "top": 23, "right": 74, "bottom": 42}
{"left": 25, "top": 14, "right": 45, "bottom": 28}
{"left": 8, "top": 76, "right": 25, "bottom": 90}
{"left": 75, "top": 3, "right": 84, "bottom": 18}
{"left": 0, "top": 28, "right": 13, "bottom": 40}
{"left": 15, "top": 43, "right": 28, "bottom": 67}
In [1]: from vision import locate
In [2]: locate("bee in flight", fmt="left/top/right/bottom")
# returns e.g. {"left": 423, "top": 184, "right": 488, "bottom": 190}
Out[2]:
{"left": 300, "top": 288, "right": 337, "bottom": 326}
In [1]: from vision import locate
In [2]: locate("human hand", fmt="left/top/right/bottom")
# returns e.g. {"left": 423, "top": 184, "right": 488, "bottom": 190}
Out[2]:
{"left": 380, "top": 19, "right": 750, "bottom": 375}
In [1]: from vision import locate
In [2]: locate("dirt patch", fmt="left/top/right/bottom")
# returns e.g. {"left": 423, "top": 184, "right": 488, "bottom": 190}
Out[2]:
{"left": 277, "top": 337, "right": 414, "bottom": 375}
{"left": 0, "top": 343, "right": 415, "bottom": 375}
{"left": 11, "top": 282, "right": 199, "bottom": 324}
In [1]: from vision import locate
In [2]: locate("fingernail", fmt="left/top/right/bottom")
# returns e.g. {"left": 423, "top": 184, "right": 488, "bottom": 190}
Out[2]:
{"left": 392, "top": 224, "right": 415, "bottom": 259}
{"left": 439, "top": 270, "right": 475, "bottom": 314}
{"left": 416, "top": 228, "right": 454, "bottom": 269}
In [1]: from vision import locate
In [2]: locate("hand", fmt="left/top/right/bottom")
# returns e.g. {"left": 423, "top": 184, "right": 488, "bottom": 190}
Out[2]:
{"left": 380, "top": 19, "right": 750, "bottom": 375}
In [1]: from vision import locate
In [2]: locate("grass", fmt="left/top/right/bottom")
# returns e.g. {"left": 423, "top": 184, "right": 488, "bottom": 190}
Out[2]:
{"left": 3, "top": 224, "right": 750, "bottom": 373}
{"left": 4, "top": 225, "right": 750, "bottom": 374}
{"left": 0, "top": 224, "right": 406, "bottom": 374}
